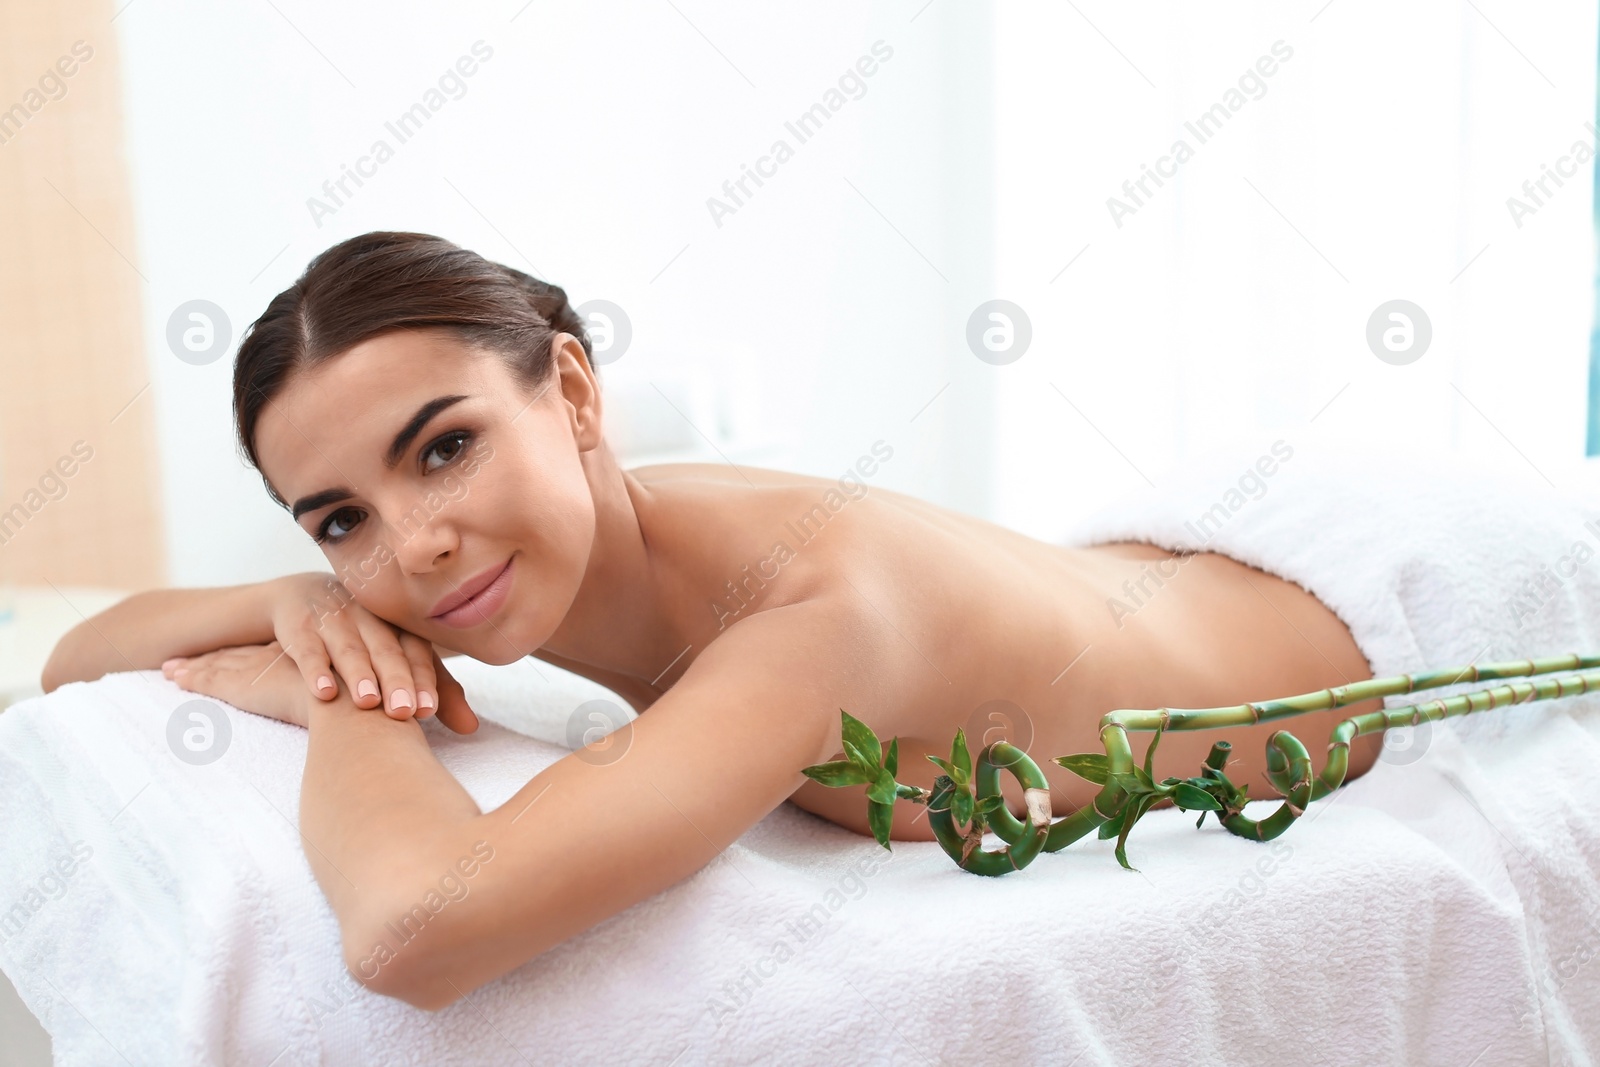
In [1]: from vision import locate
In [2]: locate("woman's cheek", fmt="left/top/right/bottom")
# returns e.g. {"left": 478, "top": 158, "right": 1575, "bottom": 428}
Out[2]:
{"left": 461, "top": 438, "right": 494, "bottom": 474}
{"left": 532, "top": 483, "right": 595, "bottom": 604}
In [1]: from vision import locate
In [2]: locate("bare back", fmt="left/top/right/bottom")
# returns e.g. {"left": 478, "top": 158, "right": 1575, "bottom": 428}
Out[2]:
{"left": 538, "top": 461, "right": 1385, "bottom": 842}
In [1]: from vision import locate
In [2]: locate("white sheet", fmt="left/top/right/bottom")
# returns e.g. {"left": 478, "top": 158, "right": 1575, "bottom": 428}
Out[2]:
{"left": 4, "top": 437, "right": 1600, "bottom": 1065}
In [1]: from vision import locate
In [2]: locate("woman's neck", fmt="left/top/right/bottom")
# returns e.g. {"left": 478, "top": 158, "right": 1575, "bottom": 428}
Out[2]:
{"left": 534, "top": 445, "right": 690, "bottom": 688}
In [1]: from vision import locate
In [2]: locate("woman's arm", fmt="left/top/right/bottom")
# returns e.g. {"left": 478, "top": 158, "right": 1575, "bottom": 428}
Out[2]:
{"left": 305, "top": 595, "right": 886, "bottom": 1010}
{"left": 41, "top": 580, "right": 279, "bottom": 692}
{"left": 300, "top": 682, "right": 484, "bottom": 930}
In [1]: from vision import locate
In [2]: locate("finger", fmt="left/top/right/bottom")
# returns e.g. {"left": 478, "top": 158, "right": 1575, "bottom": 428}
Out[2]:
{"left": 356, "top": 616, "right": 420, "bottom": 719}
{"left": 173, "top": 645, "right": 256, "bottom": 685}
{"left": 165, "top": 647, "right": 236, "bottom": 679}
{"left": 168, "top": 654, "right": 199, "bottom": 684}
{"left": 169, "top": 648, "right": 223, "bottom": 690}
{"left": 282, "top": 628, "right": 338, "bottom": 701}
{"left": 432, "top": 654, "right": 479, "bottom": 735}
{"left": 398, "top": 632, "right": 439, "bottom": 719}
{"left": 168, "top": 645, "right": 229, "bottom": 676}
{"left": 320, "top": 617, "right": 382, "bottom": 710}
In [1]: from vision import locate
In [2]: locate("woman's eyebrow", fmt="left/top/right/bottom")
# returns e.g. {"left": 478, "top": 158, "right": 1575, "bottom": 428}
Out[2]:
{"left": 288, "top": 394, "right": 471, "bottom": 521}
{"left": 385, "top": 394, "right": 471, "bottom": 468}
{"left": 291, "top": 488, "right": 352, "bottom": 521}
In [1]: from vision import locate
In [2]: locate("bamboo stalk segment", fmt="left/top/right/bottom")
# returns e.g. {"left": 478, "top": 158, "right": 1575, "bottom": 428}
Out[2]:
{"left": 803, "top": 652, "right": 1600, "bottom": 875}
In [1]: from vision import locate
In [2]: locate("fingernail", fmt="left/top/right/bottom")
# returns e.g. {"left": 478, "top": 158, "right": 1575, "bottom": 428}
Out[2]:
{"left": 390, "top": 689, "right": 413, "bottom": 713}
{"left": 357, "top": 679, "right": 378, "bottom": 700}
{"left": 161, "top": 657, "right": 185, "bottom": 671}
{"left": 316, "top": 675, "right": 335, "bottom": 695}
{"left": 174, "top": 667, "right": 189, "bottom": 678}
{"left": 418, "top": 690, "right": 435, "bottom": 711}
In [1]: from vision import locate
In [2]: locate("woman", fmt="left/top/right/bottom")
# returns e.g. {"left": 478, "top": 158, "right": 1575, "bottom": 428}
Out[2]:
{"left": 41, "top": 231, "right": 1385, "bottom": 1010}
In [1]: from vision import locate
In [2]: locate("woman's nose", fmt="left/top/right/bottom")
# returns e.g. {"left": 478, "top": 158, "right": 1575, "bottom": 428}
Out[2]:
{"left": 388, "top": 500, "right": 459, "bottom": 573}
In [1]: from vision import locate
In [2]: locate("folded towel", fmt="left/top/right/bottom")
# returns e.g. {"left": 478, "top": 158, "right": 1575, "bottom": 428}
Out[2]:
{"left": 3, "top": 436, "right": 1599, "bottom": 1066}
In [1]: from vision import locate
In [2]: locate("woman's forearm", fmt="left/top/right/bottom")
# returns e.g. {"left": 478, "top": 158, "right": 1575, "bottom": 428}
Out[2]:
{"left": 41, "top": 581, "right": 277, "bottom": 692}
{"left": 300, "top": 690, "right": 482, "bottom": 946}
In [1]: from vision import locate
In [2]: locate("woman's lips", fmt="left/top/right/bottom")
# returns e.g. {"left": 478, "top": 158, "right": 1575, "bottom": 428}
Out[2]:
{"left": 431, "top": 558, "right": 515, "bottom": 629}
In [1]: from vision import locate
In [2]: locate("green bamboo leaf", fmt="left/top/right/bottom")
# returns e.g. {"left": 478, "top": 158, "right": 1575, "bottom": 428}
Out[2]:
{"left": 925, "top": 755, "right": 958, "bottom": 777}
{"left": 866, "top": 767, "right": 899, "bottom": 806}
{"left": 1114, "top": 794, "right": 1155, "bottom": 871}
{"left": 1172, "top": 783, "right": 1222, "bottom": 811}
{"left": 884, "top": 737, "right": 898, "bottom": 777}
{"left": 975, "top": 795, "right": 1006, "bottom": 815}
{"left": 1055, "top": 753, "right": 1111, "bottom": 785}
{"left": 1110, "top": 772, "right": 1148, "bottom": 796}
{"left": 867, "top": 799, "right": 894, "bottom": 850}
{"left": 1097, "top": 803, "right": 1128, "bottom": 840}
{"left": 953, "top": 787, "right": 974, "bottom": 828}
{"left": 1132, "top": 765, "right": 1155, "bottom": 791}
{"left": 840, "top": 710, "right": 882, "bottom": 770}
{"left": 1195, "top": 811, "right": 1207, "bottom": 829}
{"left": 950, "top": 729, "right": 972, "bottom": 783}
{"left": 1144, "top": 725, "right": 1164, "bottom": 779}
{"left": 842, "top": 739, "right": 873, "bottom": 772}
{"left": 801, "top": 760, "right": 878, "bottom": 789}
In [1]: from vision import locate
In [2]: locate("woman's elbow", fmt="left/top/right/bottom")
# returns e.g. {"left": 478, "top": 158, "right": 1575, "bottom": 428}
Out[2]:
{"left": 341, "top": 908, "right": 465, "bottom": 1012}
{"left": 39, "top": 664, "right": 64, "bottom": 696}
{"left": 350, "top": 960, "right": 464, "bottom": 1013}
{"left": 40, "top": 632, "right": 85, "bottom": 694}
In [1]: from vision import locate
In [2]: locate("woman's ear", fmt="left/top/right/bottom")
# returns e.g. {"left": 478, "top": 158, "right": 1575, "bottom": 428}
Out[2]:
{"left": 552, "top": 333, "right": 604, "bottom": 452}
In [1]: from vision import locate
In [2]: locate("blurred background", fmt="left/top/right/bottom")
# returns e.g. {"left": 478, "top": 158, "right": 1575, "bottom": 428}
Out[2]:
{"left": 0, "top": 0, "right": 1597, "bottom": 603}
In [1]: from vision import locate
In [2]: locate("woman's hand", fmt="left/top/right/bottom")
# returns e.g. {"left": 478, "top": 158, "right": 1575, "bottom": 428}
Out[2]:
{"left": 163, "top": 641, "right": 480, "bottom": 734}
{"left": 258, "top": 572, "right": 443, "bottom": 720}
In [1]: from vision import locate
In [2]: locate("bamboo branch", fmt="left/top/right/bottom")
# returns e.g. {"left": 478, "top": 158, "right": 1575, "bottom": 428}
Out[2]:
{"left": 800, "top": 652, "right": 1600, "bottom": 875}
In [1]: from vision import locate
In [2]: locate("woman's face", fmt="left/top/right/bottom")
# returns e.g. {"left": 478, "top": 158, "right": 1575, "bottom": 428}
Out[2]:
{"left": 253, "top": 327, "right": 601, "bottom": 663}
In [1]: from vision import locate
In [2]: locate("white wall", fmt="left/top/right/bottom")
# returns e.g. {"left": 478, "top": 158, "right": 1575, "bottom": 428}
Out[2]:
{"left": 989, "top": 1, "right": 1599, "bottom": 541}
{"left": 118, "top": 1, "right": 996, "bottom": 585}
{"left": 118, "top": 2, "right": 1598, "bottom": 585}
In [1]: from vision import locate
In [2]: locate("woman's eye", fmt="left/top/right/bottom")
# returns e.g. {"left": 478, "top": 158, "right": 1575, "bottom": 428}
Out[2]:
{"left": 422, "top": 431, "right": 470, "bottom": 473}
{"left": 318, "top": 506, "right": 365, "bottom": 544}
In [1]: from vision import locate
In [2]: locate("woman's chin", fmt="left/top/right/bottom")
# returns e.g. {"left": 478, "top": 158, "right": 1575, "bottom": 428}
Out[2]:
{"left": 483, "top": 647, "right": 531, "bottom": 667}
{"left": 461, "top": 629, "right": 537, "bottom": 666}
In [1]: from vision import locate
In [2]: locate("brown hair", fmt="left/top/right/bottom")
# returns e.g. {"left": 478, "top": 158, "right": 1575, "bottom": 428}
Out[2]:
{"left": 232, "top": 231, "right": 591, "bottom": 506}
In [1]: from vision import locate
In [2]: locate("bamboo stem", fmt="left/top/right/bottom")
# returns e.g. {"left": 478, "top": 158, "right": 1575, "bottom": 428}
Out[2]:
{"left": 926, "top": 740, "right": 1052, "bottom": 875}
{"left": 1221, "top": 730, "right": 1311, "bottom": 840}
{"left": 1102, "top": 653, "right": 1600, "bottom": 734}
{"left": 803, "top": 653, "right": 1600, "bottom": 875}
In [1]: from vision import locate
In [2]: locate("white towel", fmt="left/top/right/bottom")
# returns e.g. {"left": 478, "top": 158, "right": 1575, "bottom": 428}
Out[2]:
{"left": 4, "top": 435, "right": 1600, "bottom": 1066}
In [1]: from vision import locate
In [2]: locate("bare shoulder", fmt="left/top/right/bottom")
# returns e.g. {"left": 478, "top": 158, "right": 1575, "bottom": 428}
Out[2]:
{"left": 628, "top": 462, "right": 831, "bottom": 488}
{"left": 681, "top": 590, "right": 898, "bottom": 747}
